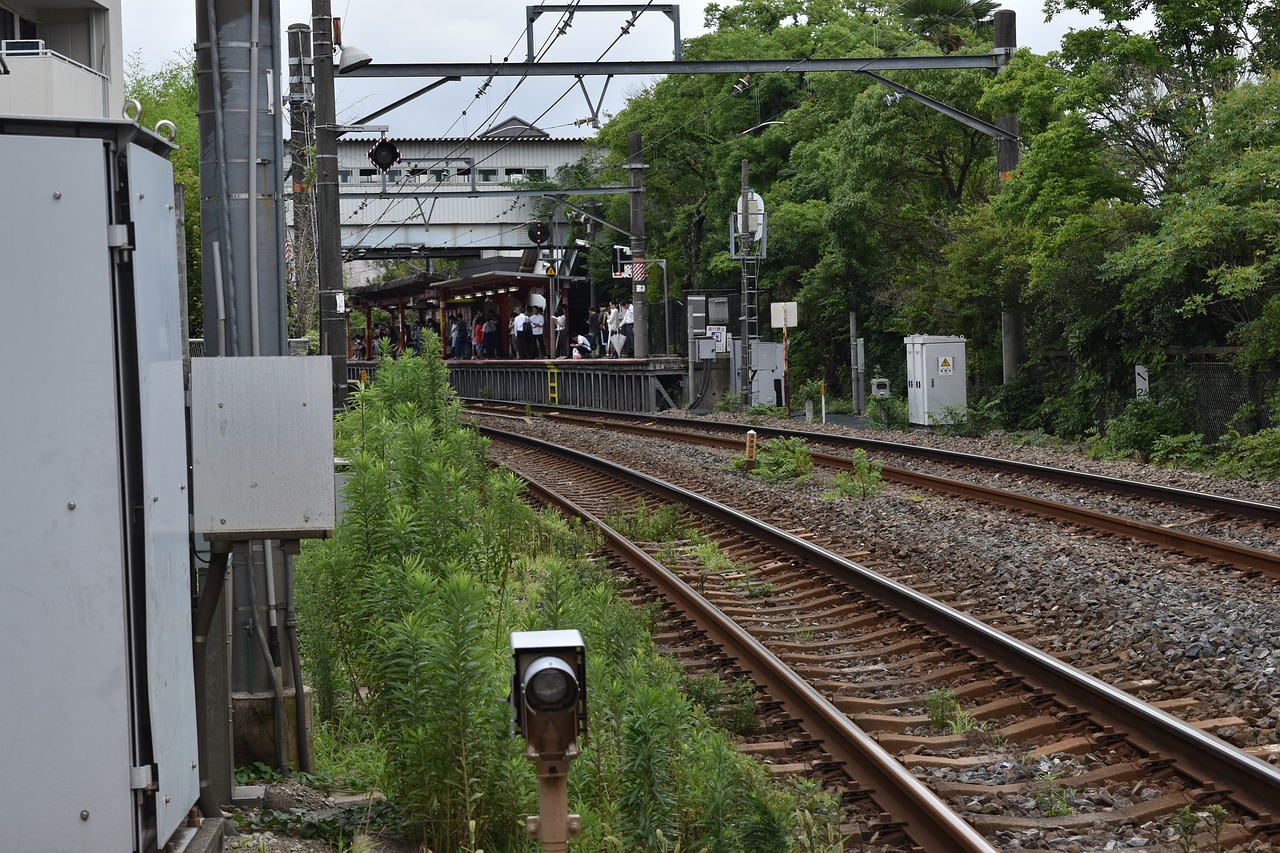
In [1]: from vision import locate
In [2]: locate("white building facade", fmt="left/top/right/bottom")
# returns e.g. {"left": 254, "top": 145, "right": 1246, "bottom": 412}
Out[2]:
{"left": 0, "top": 0, "right": 124, "bottom": 119}
{"left": 333, "top": 116, "right": 587, "bottom": 282}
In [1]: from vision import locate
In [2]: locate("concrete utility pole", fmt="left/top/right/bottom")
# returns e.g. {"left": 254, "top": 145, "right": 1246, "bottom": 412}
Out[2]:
{"left": 196, "top": 0, "right": 290, "bottom": 357}
{"left": 287, "top": 23, "right": 317, "bottom": 337}
{"left": 627, "top": 131, "right": 648, "bottom": 358}
{"left": 738, "top": 159, "right": 751, "bottom": 407}
{"left": 312, "top": 0, "right": 348, "bottom": 408}
{"left": 994, "top": 9, "right": 1025, "bottom": 383}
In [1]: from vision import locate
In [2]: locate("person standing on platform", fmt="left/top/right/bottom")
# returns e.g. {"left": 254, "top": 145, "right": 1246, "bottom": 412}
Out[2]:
{"left": 514, "top": 307, "right": 533, "bottom": 359}
{"left": 529, "top": 306, "right": 546, "bottom": 357}
{"left": 586, "top": 305, "right": 600, "bottom": 355}
{"left": 598, "top": 304, "right": 610, "bottom": 354}
{"left": 553, "top": 307, "right": 568, "bottom": 357}
{"left": 482, "top": 312, "right": 498, "bottom": 358}
{"left": 621, "top": 299, "right": 635, "bottom": 357}
{"left": 606, "top": 301, "right": 623, "bottom": 358}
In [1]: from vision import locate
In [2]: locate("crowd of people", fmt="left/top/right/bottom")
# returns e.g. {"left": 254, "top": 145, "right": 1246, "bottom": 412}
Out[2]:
{"left": 349, "top": 298, "right": 640, "bottom": 361}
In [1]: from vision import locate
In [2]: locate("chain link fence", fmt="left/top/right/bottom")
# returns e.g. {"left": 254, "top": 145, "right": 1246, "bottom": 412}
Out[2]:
{"left": 1151, "top": 360, "right": 1279, "bottom": 438}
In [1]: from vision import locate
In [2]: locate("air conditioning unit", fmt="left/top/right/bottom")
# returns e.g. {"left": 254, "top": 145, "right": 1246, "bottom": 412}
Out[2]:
{"left": 1, "top": 39, "right": 45, "bottom": 54}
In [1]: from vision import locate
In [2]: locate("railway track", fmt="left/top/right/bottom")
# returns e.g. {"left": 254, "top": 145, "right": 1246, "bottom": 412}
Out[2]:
{"left": 466, "top": 402, "right": 1280, "bottom": 578}
{"left": 483, "top": 424, "right": 1280, "bottom": 852}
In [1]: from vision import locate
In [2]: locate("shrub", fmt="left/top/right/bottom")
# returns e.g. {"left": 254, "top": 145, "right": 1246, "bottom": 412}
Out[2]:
{"left": 296, "top": 352, "right": 837, "bottom": 851}
{"left": 1212, "top": 427, "right": 1280, "bottom": 480}
{"left": 870, "top": 394, "right": 910, "bottom": 430}
{"left": 1092, "top": 397, "right": 1188, "bottom": 460}
{"left": 821, "top": 449, "right": 885, "bottom": 500}
{"left": 732, "top": 436, "right": 814, "bottom": 482}
{"left": 1149, "top": 433, "right": 1211, "bottom": 469}
{"left": 926, "top": 688, "right": 961, "bottom": 729}
{"left": 794, "top": 378, "right": 824, "bottom": 406}
{"left": 992, "top": 367, "right": 1045, "bottom": 431}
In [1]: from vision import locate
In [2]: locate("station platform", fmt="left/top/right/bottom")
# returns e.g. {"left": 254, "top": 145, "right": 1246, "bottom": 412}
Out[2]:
{"left": 448, "top": 355, "right": 688, "bottom": 413}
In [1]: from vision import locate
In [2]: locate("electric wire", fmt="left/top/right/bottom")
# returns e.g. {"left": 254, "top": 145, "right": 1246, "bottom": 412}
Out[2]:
{"left": 339, "top": 0, "right": 993, "bottom": 258}
{"left": 336, "top": 0, "right": 583, "bottom": 249}
{"left": 345, "top": 1, "right": 649, "bottom": 256}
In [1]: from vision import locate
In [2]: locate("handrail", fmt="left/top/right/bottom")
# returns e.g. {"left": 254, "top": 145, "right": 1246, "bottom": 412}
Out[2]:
{"left": 0, "top": 47, "right": 108, "bottom": 80}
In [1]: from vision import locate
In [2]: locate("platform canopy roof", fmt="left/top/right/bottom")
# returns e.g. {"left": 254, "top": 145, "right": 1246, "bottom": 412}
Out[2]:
{"left": 347, "top": 271, "right": 443, "bottom": 311}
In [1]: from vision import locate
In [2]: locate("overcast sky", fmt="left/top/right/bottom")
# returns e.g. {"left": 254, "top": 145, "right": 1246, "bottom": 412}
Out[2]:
{"left": 122, "top": 1, "right": 1104, "bottom": 139}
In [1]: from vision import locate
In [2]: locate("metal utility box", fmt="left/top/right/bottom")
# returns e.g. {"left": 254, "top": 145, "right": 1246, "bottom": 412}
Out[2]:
{"left": 904, "top": 335, "right": 966, "bottom": 426}
{"left": 0, "top": 116, "right": 198, "bottom": 852}
{"left": 730, "top": 340, "right": 785, "bottom": 406}
{"left": 191, "top": 356, "right": 337, "bottom": 539}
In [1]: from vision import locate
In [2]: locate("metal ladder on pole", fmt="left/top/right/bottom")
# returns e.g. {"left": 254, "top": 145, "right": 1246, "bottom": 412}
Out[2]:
{"left": 742, "top": 259, "right": 759, "bottom": 344}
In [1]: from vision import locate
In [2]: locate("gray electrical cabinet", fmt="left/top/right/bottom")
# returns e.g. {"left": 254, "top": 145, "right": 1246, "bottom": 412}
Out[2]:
{"left": 190, "top": 356, "right": 337, "bottom": 539}
{"left": 905, "top": 334, "right": 967, "bottom": 426}
{"left": 0, "top": 117, "right": 199, "bottom": 851}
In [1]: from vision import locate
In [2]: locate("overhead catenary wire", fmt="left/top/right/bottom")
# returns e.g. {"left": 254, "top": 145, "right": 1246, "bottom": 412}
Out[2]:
{"left": 341, "top": 0, "right": 996, "bottom": 258}
{"left": 347, "top": 1, "right": 652, "bottom": 257}
{"left": 334, "top": 0, "right": 585, "bottom": 249}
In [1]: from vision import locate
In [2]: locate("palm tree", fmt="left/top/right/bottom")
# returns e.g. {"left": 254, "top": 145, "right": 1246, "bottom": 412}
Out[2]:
{"left": 899, "top": 0, "right": 999, "bottom": 53}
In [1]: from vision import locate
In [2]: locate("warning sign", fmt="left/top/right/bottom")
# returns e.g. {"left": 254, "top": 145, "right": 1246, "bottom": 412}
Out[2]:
{"left": 937, "top": 356, "right": 954, "bottom": 375}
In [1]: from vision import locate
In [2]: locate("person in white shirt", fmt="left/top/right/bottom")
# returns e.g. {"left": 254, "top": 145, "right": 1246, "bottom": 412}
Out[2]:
{"left": 513, "top": 309, "right": 530, "bottom": 358}
{"left": 529, "top": 306, "right": 546, "bottom": 357}
{"left": 621, "top": 300, "right": 635, "bottom": 357}
{"left": 572, "top": 332, "right": 593, "bottom": 359}
{"left": 553, "top": 308, "right": 568, "bottom": 357}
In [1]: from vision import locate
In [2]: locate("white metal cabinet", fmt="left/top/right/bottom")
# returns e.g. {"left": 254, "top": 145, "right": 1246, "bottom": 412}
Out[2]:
{"left": 0, "top": 119, "right": 197, "bottom": 852}
{"left": 904, "top": 335, "right": 967, "bottom": 426}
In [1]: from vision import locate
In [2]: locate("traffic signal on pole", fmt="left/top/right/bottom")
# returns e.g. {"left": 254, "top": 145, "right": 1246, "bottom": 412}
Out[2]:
{"left": 368, "top": 139, "right": 401, "bottom": 172}
{"left": 612, "top": 245, "right": 632, "bottom": 279}
{"left": 528, "top": 221, "right": 551, "bottom": 245}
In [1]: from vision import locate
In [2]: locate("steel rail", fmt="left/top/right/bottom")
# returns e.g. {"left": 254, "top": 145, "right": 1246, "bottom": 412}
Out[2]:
{"left": 483, "top": 424, "right": 1280, "bottom": 825}
{"left": 498, "top": 441, "right": 998, "bottom": 853}
{"left": 466, "top": 402, "right": 1280, "bottom": 524}
{"left": 469, "top": 406, "right": 1280, "bottom": 578}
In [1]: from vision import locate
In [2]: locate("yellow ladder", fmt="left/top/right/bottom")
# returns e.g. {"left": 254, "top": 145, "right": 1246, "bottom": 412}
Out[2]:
{"left": 547, "top": 364, "right": 559, "bottom": 405}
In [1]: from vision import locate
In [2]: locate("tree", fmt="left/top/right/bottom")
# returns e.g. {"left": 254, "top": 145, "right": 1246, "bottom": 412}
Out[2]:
{"left": 125, "top": 50, "right": 202, "bottom": 336}
{"left": 899, "top": 0, "right": 999, "bottom": 53}
{"left": 1105, "top": 75, "right": 1280, "bottom": 362}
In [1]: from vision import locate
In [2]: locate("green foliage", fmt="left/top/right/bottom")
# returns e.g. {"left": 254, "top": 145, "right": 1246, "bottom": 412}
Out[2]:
{"left": 733, "top": 436, "right": 814, "bottom": 483}
{"left": 1171, "top": 803, "right": 1232, "bottom": 853}
{"left": 1211, "top": 426, "right": 1280, "bottom": 480}
{"left": 1034, "top": 783, "right": 1077, "bottom": 817}
{"left": 691, "top": 538, "right": 739, "bottom": 574}
{"left": 871, "top": 395, "right": 911, "bottom": 431}
{"left": 604, "top": 497, "right": 694, "bottom": 542}
{"left": 234, "top": 761, "right": 286, "bottom": 786}
{"left": 739, "top": 576, "right": 776, "bottom": 599}
{"left": 1149, "top": 433, "right": 1211, "bottom": 469}
{"left": 296, "top": 347, "right": 830, "bottom": 850}
{"left": 926, "top": 687, "right": 962, "bottom": 729}
{"left": 1090, "top": 397, "right": 1190, "bottom": 461}
{"left": 679, "top": 671, "right": 761, "bottom": 737}
{"left": 313, "top": 709, "right": 384, "bottom": 793}
{"left": 821, "top": 449, "right": 885, "bottom": 500}
{"left": 231, "top": 800, "right": 400, "bottom": 845}
{"left": 932, "top": 400, "right": 1000, "bottom": 437}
